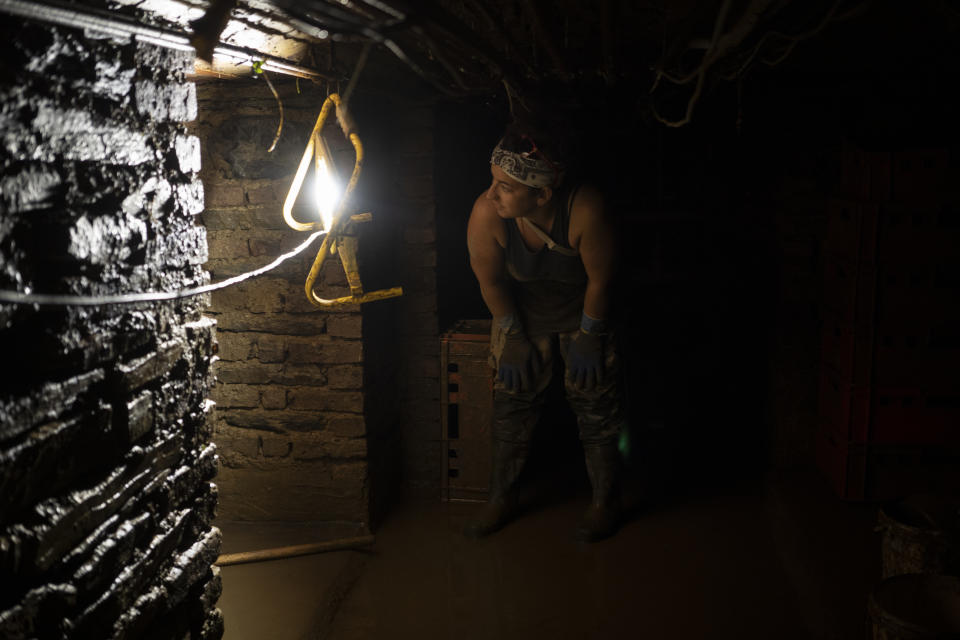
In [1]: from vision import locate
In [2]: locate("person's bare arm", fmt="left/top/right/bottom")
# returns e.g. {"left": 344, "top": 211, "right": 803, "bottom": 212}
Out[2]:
{"left": 467, "top": 195, "right": 515, "bottom": 319}
{"left": 571, "top": 186, "right": 616, "bottom": 321}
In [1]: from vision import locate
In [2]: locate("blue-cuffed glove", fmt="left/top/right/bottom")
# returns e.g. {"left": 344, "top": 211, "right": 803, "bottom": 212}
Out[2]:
{"left": 498, "top": 331, "right": 540, "bottom": 392}
{"left": 568, "top": 312, "right": 607, "bottom": 392}
{"left": 496, "top": 312, "right": 540, "bottom": 392}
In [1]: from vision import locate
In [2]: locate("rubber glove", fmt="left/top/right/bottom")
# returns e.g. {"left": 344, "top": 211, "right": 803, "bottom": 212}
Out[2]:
{"left": 568, "top": 312, "right": 606, "bottom": 392}
{"left": 498, "top": 331, "right": 540, "bottom": 392}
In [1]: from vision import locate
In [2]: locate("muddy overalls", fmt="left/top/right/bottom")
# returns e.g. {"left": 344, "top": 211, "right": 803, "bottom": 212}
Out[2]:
{"left": 488, "top": 187, "right": 626, "bottom": 505}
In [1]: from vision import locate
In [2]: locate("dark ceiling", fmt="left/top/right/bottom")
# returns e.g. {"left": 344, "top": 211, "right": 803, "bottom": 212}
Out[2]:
{"left": 181, "top": 0, "right": 960, "bottom": 129}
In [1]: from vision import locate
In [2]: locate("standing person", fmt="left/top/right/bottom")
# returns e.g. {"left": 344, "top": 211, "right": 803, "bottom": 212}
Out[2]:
{"left": 464, "top": 122, "right": 626, "bottom": 542}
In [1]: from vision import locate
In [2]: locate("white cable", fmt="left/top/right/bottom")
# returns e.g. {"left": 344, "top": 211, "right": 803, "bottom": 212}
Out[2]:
{"left": 0, "top": 230, "right": 326, "bottom": 306}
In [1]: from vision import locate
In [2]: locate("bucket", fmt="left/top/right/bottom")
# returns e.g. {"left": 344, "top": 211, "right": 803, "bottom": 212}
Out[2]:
{"left": 868, "top": 574, "right": 960, "bottom": 640}
{"left": 878, "top": 495, "right": 960, "bottom": 579}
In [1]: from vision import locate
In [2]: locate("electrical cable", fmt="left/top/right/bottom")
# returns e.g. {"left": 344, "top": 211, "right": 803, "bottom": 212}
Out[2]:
{"left": 0, "top": 230, "right": 326, "bottom": 307}
{"left": 341, "top": 41, "right": 372, "bottom": 108}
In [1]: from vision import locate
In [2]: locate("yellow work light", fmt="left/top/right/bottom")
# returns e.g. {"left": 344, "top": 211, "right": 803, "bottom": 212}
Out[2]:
{"left": 283, "top": 93, "right": 403, "bottom": 308}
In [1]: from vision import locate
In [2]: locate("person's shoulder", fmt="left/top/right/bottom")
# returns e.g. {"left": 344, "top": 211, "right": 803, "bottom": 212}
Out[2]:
{"left": 468, "top": 192, "right": 507, "bottom": 242}
{"left": 470, "top": 193, "right": 502, "bottom": 226}
{"left": 569, "top": 182, "right": 606, "bottom": 222}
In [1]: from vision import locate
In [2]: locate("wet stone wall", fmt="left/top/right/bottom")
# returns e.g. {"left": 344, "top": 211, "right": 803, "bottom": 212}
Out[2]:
{"left": 0, "top": 18, "right": 222, "bottom": 640}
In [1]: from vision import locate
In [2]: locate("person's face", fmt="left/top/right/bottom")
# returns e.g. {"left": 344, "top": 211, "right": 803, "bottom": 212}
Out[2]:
{"left": 485, "top": 165, "right": 543, "bottom": 219}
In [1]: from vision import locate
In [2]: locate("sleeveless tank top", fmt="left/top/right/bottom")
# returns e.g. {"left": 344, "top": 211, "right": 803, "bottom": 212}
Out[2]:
{"left": 504, "top": 186, "right": 587, "bottom": 334}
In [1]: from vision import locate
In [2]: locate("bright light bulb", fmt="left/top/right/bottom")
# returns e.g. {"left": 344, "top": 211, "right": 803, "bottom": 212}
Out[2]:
{"left": 315, "top": 156, "right": 341, "bottom": 231}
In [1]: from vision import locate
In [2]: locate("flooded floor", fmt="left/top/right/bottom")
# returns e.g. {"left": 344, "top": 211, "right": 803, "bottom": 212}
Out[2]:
{"left": 217, "top": 521, "right": 368, "bottom": 639}
{"left": 218, "top": 468, "right": 880, "bottom": 639}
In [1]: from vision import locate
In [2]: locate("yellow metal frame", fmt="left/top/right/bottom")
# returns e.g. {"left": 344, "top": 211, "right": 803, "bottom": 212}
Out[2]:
{"left": 283, "top": 93, "right": 403, "bottom": 308}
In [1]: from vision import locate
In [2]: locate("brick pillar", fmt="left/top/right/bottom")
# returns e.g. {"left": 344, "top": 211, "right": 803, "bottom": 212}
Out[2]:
{"left": 392, "top": 104, "right": 442, "bottom": 498}
{"left": 195, "top": 78, "right": 370, "bottom": 525}
{"left": 347, "top": 93, "right": 442, "bottom": 504}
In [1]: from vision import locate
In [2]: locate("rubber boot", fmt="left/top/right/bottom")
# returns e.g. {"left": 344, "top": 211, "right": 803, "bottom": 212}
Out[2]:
{"left": 464, "top": 440, "right": 527, "bottom": 539}
{"left": 574, "top": 444, "right": 621, "bottom": 542}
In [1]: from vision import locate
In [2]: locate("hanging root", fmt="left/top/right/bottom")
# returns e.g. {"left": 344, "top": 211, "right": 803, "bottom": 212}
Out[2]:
{"left": 261, "top": 69, "right": 284, "bottom": 153}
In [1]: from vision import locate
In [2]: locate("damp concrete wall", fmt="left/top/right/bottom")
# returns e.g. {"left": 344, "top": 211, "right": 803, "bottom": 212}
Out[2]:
{"left": 0, "top": 18, "right": 222, "bottom": 640}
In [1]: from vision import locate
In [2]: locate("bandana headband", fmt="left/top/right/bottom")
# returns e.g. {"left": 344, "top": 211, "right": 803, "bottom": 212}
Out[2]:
{"left": 490, "top": 138, "right": 563, "bottom": 189}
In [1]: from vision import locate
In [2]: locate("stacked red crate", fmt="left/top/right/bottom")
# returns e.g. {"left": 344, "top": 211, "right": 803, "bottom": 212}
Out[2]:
{"left": 817, "top": 142, "right": 960, "bottom": 500}
{"left": 440, "top": 319, "right": 494, "bottom": 502}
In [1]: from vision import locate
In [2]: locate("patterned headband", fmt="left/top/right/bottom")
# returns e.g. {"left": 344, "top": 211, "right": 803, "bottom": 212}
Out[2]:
{"left": 490, "top": 138, "right": 563, "bottom": 189}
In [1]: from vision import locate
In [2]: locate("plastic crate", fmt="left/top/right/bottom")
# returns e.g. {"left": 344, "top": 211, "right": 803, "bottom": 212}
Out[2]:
{"left": 821, "top": 252, "right": 877, "bottom": 328}
{"left": 823, "top": 199, "right": 879, "bottom": 267}
{"left": 839, "top": 143, "right": 957, "bottom": 205}
{"left": 816, "top": 427, "right": 960, "bottom": 501}
{"left": 440, "top": 319, "right": 493, "bottom": 502}
{"left": 819, "top": 308, "right": 874, "bottom": 386}
{"left": 821, "top": 307, "right": 960, "bottom": 388}
{"left": 825, "top": 198, "right": 960, "bottom": 265}
{"left": 877, "top": 203, "right": 960, "bottom": 262}
{"left": 818, "top": 365, "right": 960, "bottom": 447}
{"left": 817, "top": 366, "right": 872, "bottom": 444}
{"left": 838, "top": 143, "right": 892, "bottom": 202}
{"left": 890, "top": 149, "right": 950, "bottom": 204}
{"left": 870, "top": 388, "right": 960, "bottom": 445}
{"left": 873, "top": 320, "right": 960, "bottom": 388}
{"left": 821, "top": 192, "right": 960, "bottom": 389}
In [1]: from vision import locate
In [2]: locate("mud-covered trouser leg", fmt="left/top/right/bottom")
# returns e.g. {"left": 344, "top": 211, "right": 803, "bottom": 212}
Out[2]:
{"left": 464, "top": 332, "right": 555, "bottom": 539}
{"left": 559, "top": 330, "right": 626, "bottom": 508}
{"left": 488, "top": 332, "right": 555, "bottom": 500}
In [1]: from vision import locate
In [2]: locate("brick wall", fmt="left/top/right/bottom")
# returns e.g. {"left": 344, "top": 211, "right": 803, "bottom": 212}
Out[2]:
{"left": 386, "top": 104, "right": 442, "bottom": 499}
{"left": 0, "top": 18, "right": 221, "bottom": 640}
{"left": 196, "top": 78, "right": 371, "bottom": 524}
{"left": 342, "top": 92, "right": 443, "bottom": 511}
{"left": 195, "top": 64, "right": 447, "bottom": 512}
